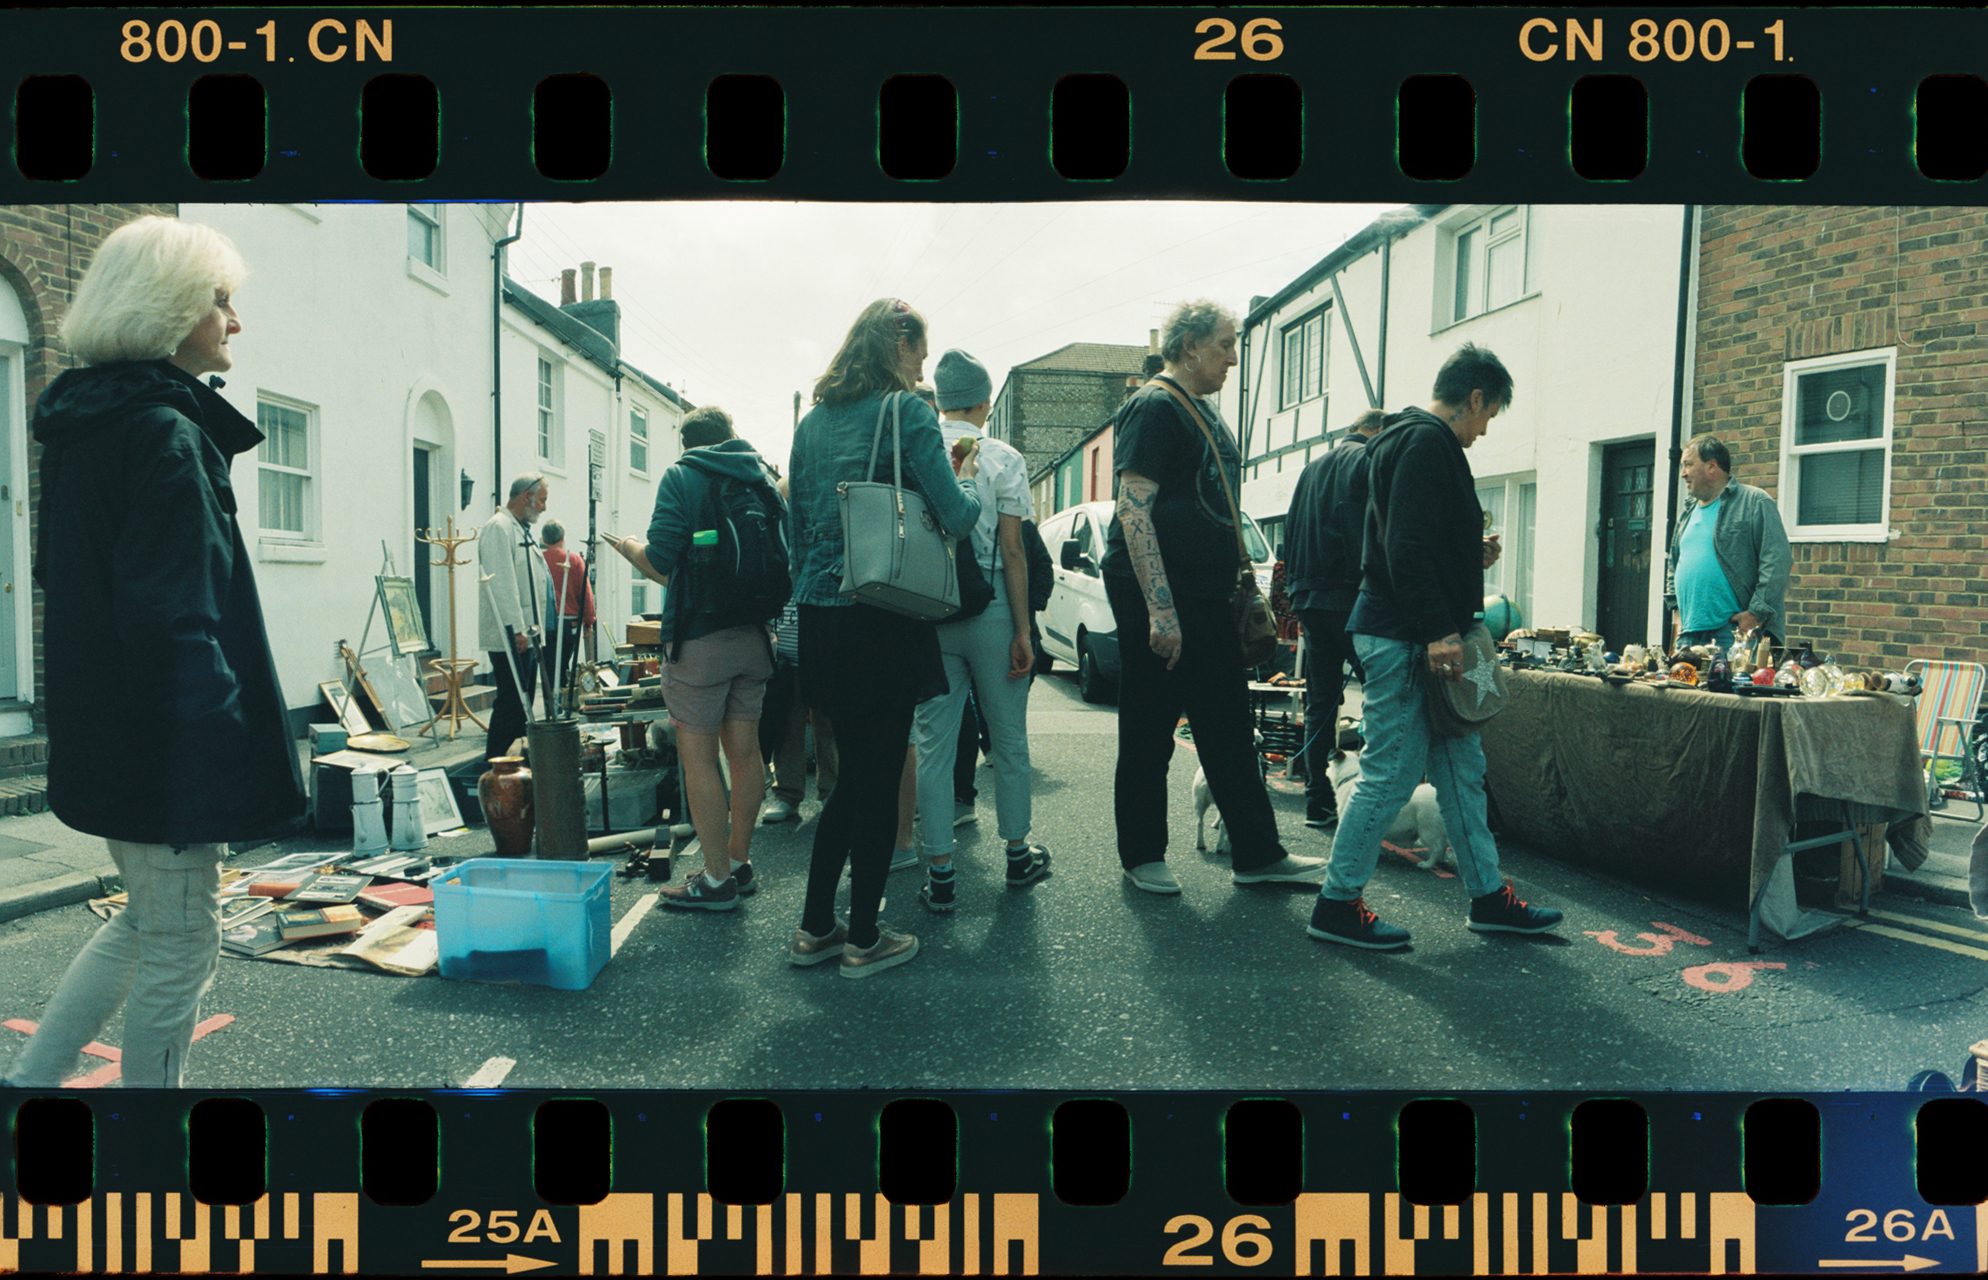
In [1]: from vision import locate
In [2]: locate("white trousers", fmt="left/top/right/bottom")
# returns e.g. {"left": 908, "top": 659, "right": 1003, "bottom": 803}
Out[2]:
{"left": 7, "top": 840, "right": 225, "bottom": 1088}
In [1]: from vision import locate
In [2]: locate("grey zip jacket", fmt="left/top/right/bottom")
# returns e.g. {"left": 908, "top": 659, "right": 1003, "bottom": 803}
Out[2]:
{"left": 1661, "top": 480, "right": 1792, "bottom": 640}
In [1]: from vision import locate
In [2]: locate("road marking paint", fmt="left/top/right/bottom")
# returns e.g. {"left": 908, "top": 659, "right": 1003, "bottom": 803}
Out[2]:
{"left": 611, "top": 893, "right": 660, "bottom": 956}
{"left": 1584, "top": 921, "right": 1713, "bottom": 956}
{"left": 1862, "top": 907, "right": 1988, "bottom": 944}
{"left": 1843, "top": 920, "right": 1988, "bottom": 963}
{"left": 6, "top": 1014, "right": 236, "bottom": 1088}
{"left": 1682, "top": 961, "right": 1784, "bottom": 992}
{"left": 463, "top": 1057, "right": 516, "bottom": 1088}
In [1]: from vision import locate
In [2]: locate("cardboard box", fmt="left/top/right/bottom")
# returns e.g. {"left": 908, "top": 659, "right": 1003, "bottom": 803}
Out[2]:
{"left": 433, "top": 858, "right": 612, "bottom": 991}
{"left": 626, "top": 619, "right": 661, "bottom": 647}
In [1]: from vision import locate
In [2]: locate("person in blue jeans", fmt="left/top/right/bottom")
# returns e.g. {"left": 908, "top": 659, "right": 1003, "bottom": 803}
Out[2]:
{"left": 1309, "top": 344, "right": 1565, "bottom": 949}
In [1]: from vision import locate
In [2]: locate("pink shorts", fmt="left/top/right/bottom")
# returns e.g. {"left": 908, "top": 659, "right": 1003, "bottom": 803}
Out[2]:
{"left": 663, "top": 625, "right": 773, "bottom": 734}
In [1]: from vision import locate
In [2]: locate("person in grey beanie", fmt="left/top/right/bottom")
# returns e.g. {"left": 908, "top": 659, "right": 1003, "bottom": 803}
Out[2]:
{"left": 908, "top": 349, "right": 1053, "bottom": 914}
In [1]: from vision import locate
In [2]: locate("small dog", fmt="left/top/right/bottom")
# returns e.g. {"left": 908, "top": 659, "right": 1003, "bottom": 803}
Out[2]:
{"left": 1192, "top": 732, "right": 1268, "bottom": 854}
{"left": 1326, "top": 748, "right": 1452, "bottom": 871}
{"left": 1192, "top": 766, "right": 1231, "bottom": 854}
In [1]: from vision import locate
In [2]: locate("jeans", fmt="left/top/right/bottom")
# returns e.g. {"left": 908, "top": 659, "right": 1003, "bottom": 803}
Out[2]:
{"left": 1296, "top": 606, "right": 1363, "bottom": 811}
{"left": 7, "top": 841, "right": 225, "bottom": 1088}
{"left": 759, "top": 659, "right": 837, "bottom": 805}
{"left": 1678, "top": 627, "right": 1736, "bottom": 654}
{"left": 914, "top": 576, "right": 1033, "bottom": 859}
{"left": 1106, "top": 573, "right": 1289, "bottom": 874}
{"left": 1319, "top": 634, "right": 1507, "bottom": 902}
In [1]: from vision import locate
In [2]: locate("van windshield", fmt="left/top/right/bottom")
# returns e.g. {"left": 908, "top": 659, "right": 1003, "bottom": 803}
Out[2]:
{"left": 1242, "top": 514, "right": 1271, "bottom": 563}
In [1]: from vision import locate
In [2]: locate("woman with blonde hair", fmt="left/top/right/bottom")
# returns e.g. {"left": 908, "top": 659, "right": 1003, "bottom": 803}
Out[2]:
{"left": 2, "top": 216, "right": 305, "bottom": 1089}
{"left": 783, "top": 298, "right": 981, "bottom": 979}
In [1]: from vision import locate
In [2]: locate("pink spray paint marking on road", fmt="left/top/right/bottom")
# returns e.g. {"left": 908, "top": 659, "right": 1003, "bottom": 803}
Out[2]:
{"left": 1682, "top": 961, "right": 1785, "bottom": 992}
{"left": 5, "top": 1014, "right": 236, "bottom": 1087}
{"left": 1583, "top": 921, "right": 1713, "bottom": 956}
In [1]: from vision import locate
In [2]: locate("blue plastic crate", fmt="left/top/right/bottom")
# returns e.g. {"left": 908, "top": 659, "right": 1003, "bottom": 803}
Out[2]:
{"left": 433, "top": 858, "right": 613, "bottom": 991}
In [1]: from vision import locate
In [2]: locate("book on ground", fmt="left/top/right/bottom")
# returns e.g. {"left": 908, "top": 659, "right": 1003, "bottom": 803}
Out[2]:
{"left": 342, "top": 904, "right": 439, "bottom": 976}
{"left": 277, "top": 904, "right": 366, "bottom": 940}
{"left": 285, "top": 873, "right": 372, "bottom": 904}
{"left": 222, "top": 915, "right": 292, "bottom": 957}
{"left": 358, "top": 882, "right": 434, "bottom": 912}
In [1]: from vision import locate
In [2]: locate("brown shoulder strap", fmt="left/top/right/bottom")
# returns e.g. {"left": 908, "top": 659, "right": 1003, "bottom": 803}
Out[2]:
{"left": 1147, "top": 377, "right": 1251, "bottom": 571}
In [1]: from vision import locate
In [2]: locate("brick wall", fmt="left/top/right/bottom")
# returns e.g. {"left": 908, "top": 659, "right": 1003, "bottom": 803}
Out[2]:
{"left": 1694, "top": 205, "right": 1988, "bottom": 670}
{"left": 1006, "top": 368, "right": 1132, "bottom": 480}
{"left": 0, "top": 204, "right": 177, "bottom": 722}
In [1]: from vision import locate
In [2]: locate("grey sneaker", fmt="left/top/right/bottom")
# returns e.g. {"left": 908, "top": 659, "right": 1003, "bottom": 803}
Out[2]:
{"left": 889, "top": 845, "right": 920, "bottom": 873}
{"left": 1233, "top": 854, "right": 1329, "bottom": 885}
{"left": 761, "top": 798, "right": 798, "bottom": 824}
{"left": 1123, "top": 861, "right": 1181, "bottom": 895}
{"left": 840, "top": 926, "right": 920, "bottom": 978}
{"left": 789, "top": 919, "right": 849, "bottom": 966}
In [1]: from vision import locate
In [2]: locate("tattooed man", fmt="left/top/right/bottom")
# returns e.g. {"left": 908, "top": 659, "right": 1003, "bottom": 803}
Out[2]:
{"left": 1099, "top": 300, "right": 1329, "bottom": 896}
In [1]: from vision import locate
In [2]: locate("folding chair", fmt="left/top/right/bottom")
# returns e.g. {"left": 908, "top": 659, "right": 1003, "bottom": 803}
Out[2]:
{"left": 1906, "top": 659, "right": 1988, "bottom": 823}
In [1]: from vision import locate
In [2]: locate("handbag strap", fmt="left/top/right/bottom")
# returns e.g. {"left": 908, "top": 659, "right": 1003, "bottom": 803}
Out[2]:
{"left": 1148, "top": 377, "right": 1252, "bottom": 577}
{"left": 865, "top": 391, "right": 906, "bottom": 490}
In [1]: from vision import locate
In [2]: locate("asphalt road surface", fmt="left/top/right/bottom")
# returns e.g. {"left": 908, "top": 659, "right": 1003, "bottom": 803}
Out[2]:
{"left": 4, "top": 673, "right": 1986, "bottom": 1094}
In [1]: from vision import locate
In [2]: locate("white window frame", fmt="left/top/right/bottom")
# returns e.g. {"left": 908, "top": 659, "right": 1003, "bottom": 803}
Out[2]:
{"left": 629, "top": 404, "right": 650, "bottom": 476}
{"left": 631, "top": 560, "right": 657, "bottom": 618}
{"left": 536, "top": 354, "right": 564, "bottom": 468}
{"left": 407, "top": 204, "right": 444, "bottom": 278}
{"left": 1778, "top": 347, "right": 1897, "bottom": 543}
{"left": 1441, "top": 205, "right": 1531, "bottom": 328}
{"left": 255, "top": 393, "right": 322, "bottom": 553}
{"left": 1279, "top": 307, "right": 1328, "bottom": 411}
{"left": 1475, "top": 473, "right": 1537, "bottom": 627}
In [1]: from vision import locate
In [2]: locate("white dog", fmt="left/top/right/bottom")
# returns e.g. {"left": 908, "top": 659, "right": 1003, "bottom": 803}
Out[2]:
{"left": 1192, "top": 766, "right": 1231, "bottom": 854}
{"left": 1326, "top": 749, "right": 1452, "bottom": 871}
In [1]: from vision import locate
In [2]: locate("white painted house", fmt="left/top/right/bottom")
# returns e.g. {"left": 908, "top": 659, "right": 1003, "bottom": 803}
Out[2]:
{"left": 180, "top": 202, "right": 687, "bottom": 730}
{"left": 1235, "top": 204, "right": 1695, "bottom": 650}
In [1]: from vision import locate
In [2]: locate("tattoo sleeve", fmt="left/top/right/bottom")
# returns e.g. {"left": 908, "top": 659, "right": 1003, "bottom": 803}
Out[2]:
{"left": 1117, "top": 473, "right": 1174, "bottom": 615}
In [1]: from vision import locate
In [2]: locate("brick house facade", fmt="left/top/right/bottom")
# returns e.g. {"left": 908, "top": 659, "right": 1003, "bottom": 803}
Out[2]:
{"left": 988, "top": 342, "right": 1149, "bottom": 501}
{"left": 0, "top": 204, "right": 176, "bottom": 727}
{"left": 1693, "top": 205, "right": 1987, "bottom": 670}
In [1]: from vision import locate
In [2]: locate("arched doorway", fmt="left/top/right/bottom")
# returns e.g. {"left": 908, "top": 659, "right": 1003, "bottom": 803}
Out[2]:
{"left": 0, "top": 282, "right": 31, "bottom": 727}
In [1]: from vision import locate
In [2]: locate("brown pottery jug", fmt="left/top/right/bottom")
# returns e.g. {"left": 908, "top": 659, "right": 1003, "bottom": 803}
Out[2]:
{"left": 478, "top": 756, "right": 535, "bottom": 857}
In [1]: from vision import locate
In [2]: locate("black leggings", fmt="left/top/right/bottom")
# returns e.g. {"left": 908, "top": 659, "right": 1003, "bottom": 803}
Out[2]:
{"left": 797, "top": 603, "right": 943, "bottom": 947}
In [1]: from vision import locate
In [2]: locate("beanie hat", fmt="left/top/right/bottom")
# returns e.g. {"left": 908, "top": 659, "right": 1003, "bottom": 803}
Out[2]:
{"left": 933, "top": 349, "right": 993, "bottom": 411}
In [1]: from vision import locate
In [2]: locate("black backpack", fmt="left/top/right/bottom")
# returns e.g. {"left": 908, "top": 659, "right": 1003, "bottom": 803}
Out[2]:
{"left": 670, "top": 468, "right": 791, "bottom": 660}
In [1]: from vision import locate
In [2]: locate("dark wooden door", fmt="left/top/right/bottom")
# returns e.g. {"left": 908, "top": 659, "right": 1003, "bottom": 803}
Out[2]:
{"left": 412, "top": 446, "right": 434, "bottom": 644}
{"left": 1595, "top": 441, "right": 1655, "bottom": 649}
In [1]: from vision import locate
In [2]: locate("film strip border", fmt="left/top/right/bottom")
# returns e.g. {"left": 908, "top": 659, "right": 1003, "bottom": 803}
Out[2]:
{"left": 7, "top": 6, "right": 1988, "bottom": 1276}
{"left": 5, "top": 1088, "right": 1988, "bottom": 1274}
{"left": 3, "top": 8, "right": 1988, "bottom": 200}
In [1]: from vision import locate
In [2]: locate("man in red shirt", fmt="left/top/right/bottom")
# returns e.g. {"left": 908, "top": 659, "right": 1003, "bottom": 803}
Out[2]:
{"left": 541, "top": 519, "right": 595, "bottom": 700}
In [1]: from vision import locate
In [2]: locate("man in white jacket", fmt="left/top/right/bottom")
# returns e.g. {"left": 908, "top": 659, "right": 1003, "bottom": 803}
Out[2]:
{"left": 480, "top": 473, "right": 553, "bottom": 761}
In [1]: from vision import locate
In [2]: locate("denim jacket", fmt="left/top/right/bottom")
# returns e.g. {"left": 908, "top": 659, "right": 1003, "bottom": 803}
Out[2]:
{"left": 787, "top": 390, "right": 983, "bottom": 607}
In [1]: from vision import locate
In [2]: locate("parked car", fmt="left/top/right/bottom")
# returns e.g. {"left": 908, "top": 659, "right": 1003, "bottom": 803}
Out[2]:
{"left": 1035, "top": 498, "right": 1273, "bottom": 704}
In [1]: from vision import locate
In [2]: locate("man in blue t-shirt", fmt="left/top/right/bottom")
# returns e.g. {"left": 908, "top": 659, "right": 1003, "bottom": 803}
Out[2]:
{"left": 1663, "top": 434, "right": 1791, "bottom": 654}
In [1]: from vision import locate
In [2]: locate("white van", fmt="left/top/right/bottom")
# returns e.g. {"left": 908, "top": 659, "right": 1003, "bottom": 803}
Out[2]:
{"left": 1036, "top": 499, "right": 1274, "bottom": 703}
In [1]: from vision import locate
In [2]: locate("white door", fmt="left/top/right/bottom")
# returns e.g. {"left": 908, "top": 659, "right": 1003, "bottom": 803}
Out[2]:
{"left": 0, "top": 284, "right": 28, "bottom": 704}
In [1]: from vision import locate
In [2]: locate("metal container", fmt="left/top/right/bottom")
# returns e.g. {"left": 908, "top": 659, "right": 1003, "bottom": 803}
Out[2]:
{"left": 527, "top": 718, "right": 588, "bottom": 860}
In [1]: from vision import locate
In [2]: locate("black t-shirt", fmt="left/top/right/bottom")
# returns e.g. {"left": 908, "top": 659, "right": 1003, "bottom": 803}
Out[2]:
{"left": 1102, "top": 377, "right": 1245, "bottom": 601}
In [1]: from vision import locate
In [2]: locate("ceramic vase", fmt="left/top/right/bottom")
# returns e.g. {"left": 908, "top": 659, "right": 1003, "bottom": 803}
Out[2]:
{"left": 479, "top": 756, "right": 535, "bottom": 857}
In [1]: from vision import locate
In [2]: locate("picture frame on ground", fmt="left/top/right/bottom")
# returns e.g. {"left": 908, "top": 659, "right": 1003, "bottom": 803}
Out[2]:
{"left": 415, "top": 766, "right": 465, "bottom": 835}
{"left": 318, "top": 681, "right": 371, "bottom": 737}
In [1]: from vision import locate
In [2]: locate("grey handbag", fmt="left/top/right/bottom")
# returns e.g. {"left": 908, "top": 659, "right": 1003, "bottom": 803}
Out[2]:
{"left": 836, "top": 392, "right": 963, "bottom": 621}
{"left": 1424, "top": 619, "right": 1508, "bottom": 737}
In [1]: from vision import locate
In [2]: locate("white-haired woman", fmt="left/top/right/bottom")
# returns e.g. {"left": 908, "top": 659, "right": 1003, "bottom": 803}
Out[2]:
{"left": 1101, "top": 299, "right": 1328, "bottom": 896}
{"left": 2, "top": 216, "right": 305, "bottom": 1089}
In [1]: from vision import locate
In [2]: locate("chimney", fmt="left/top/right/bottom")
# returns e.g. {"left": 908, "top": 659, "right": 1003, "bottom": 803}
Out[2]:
{"left": 560, "top": 269, "right": 577, "bottom": 305}
{"left": 580, "top": 262, "right": 596, "bottom": 302}
{"left": 598, "top": 267, "right": 612, "bottom": 300}
{"left": 1148, "top": 328, "right": 1160, "bottom": 354}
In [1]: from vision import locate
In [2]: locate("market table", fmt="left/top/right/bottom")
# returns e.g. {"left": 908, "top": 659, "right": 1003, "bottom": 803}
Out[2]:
{"left": 1480, "top": 668, "right": 1929, "bottom": 942}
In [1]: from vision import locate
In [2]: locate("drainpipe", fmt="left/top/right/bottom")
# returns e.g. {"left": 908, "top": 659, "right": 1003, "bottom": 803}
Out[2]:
{"left": 493, "top": 203, "right": 525, "bottom": 510}
{"left": 1377, "top": 235, "right": 1392, "bottom": 409}
{"left": 1663, "top": 204, "right": 1698, "bottom": 649}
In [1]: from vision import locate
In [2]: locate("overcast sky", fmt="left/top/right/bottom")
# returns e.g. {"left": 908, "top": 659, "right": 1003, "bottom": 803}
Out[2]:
{"left": 505, "top": 200, "right": 1399, "bottom": 465}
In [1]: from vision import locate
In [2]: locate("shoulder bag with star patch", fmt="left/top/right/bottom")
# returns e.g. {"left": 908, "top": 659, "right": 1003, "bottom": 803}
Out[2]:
{"left": 1425, "top": 619, "right": 1508, "bottom": 738}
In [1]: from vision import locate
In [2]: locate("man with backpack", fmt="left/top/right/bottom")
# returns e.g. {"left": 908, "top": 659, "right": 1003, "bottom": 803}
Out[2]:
{"left": 609, "top": 406, "right": 790, "bottom": 910}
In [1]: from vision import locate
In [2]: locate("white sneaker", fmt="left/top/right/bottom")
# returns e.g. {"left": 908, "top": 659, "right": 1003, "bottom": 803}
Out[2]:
{"left": 953, "top": 803, "right": 978, "bottom": 828}
{"left": 761, "top": 798, "right": 798, "bottom": 825}
{"left": 1233, "top": 854, "right": 1330, "bottom": 884}
{"left": 889, "top": 846, "right": 920, "bottom": 873}
{"left": 1123, "top": 862, "right": 1182, "bottom": 895}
